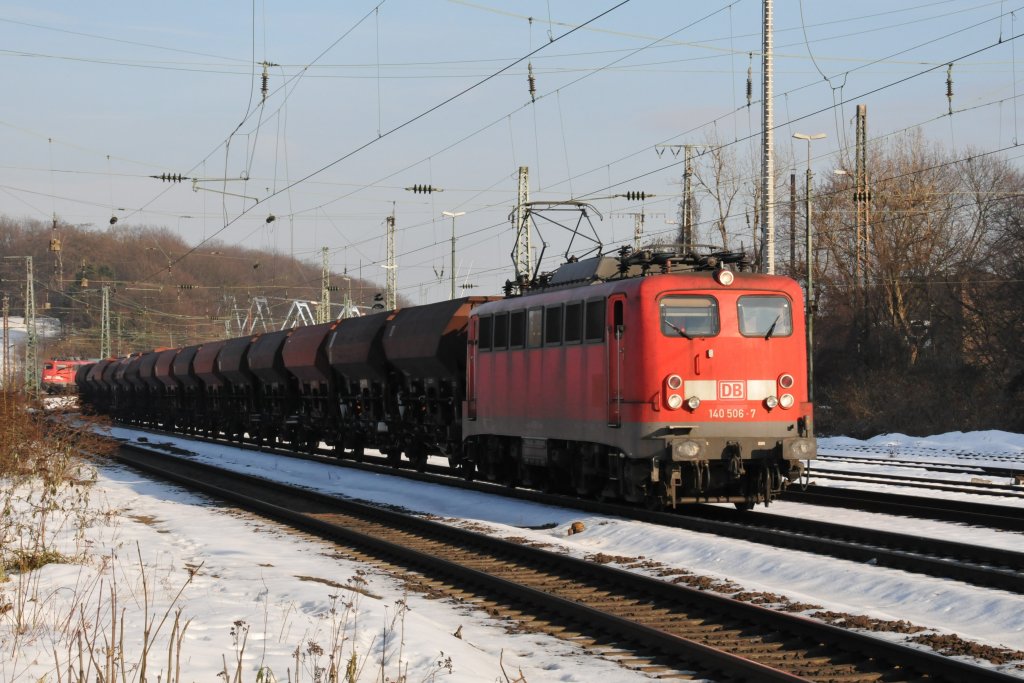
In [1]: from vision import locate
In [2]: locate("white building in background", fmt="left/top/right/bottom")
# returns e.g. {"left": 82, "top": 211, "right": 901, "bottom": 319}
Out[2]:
{"left": 1, "top": 316, "right": 64, "bottom": 389}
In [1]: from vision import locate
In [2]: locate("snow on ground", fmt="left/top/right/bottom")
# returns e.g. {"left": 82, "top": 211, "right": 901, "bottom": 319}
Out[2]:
{"left": 4, "top": 426, "right": 1024, "bottom": 682}
{"left": 819, "top": 430, "right": 1024, "bottom": 465}
{"left": 1, "top": 460, "right": 658, "bottom": 683}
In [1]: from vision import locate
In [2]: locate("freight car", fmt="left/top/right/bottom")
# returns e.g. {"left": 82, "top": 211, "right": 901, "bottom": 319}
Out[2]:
{"left": 78, "top": 246, "right": 816, "bottom": 508}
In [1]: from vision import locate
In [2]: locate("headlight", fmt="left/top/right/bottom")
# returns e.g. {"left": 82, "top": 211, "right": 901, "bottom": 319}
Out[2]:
{"left": 714, "top": 269, "right": 734, "bottom": 286}
{"left": 779, "top": 393, "right": 795, "bottom": 409}
{"left": 666, "top": 393, "right": 683, "bottom": 410}
{"left": 765, "top": 395, "right": 779, "bottom": 409}
{"left": 779, "top": 373, "right": 794, "bottom": 389}
{"left": 686, "top": 396, "right": 701, "bottom": 410}
{"left": 674, "top": 440, "right": 701, "bottom": 458}
{"left": 666, "top": 374, "right": 683, "bottom": 390}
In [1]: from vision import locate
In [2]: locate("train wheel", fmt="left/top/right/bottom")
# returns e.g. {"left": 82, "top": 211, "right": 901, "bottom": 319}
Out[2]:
{"left": 386, "top": 449, "right": 402, "bottom": 468}
{"left": 734, "top": 500, "right": 755, "bottom": 511}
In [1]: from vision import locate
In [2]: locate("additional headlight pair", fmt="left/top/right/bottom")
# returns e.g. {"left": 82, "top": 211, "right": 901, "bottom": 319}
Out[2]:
{"left": 765, "top": 393, "right": 795, "bottom": 410}
{"left": 666, "top": 393, "right": 701, "bottom": 411}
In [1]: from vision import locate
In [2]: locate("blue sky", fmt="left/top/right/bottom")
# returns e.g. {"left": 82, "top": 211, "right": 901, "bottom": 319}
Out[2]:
{"left": 0, "top": 1, "right": 1019, "bottom": 302}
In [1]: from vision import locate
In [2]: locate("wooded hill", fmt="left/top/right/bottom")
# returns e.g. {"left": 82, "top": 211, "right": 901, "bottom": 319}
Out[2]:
{"left": 0, "top": 217, "right": 388, "bottom": 360}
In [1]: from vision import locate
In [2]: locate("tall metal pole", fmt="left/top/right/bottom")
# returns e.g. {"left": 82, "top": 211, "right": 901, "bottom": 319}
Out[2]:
{"left": 24, "top": 257, "right": 39, "bottom": 397}
{"left": 682, "top": 145, "right": 695, "bottom": 251}
{"left": 789, "top": 173, "right": 797, "bottom": 274}
{"left": 760, "top": 0, "right": 775, "bottom": 273}
{"left": 319, "top": 246, "right": 331, "bottom": 323}
{"left": 100, "top": 285, "right": 112, "bottom": 358}
{"left": 793, "top": 132, "right": 826, "bottom": 404}
{"left": 2, "top": 294, "right": 9, "bottom": 388}
{"left": 442, "top": 211, "right": 465, "bottom": 300}
{"left": 385, "top": 213, "right": 397, "bottom": 310}
{"left": 855, "top": 104, "right": 869, "bottom": 296}
{"left": 514, "top": 166, "right": 531, "bottom": 282}
{"left": 805, "top": 158, "right": 814, "bottom": 404}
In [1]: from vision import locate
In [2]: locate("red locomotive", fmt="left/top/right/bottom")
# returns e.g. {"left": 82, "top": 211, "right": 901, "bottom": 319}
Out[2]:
{"left": 464, "top": 250, "right": 814, "bottom": 508}
{"left": 42, "top": 359, "right": 92, "bottom": 394}
{"left": 77, "top": 245, "right": 815, "bottom": 508}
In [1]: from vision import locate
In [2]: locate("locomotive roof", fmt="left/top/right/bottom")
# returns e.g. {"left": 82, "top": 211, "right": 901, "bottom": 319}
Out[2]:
{"left": 507, "top": 245, "right": 755, "bottom": 295}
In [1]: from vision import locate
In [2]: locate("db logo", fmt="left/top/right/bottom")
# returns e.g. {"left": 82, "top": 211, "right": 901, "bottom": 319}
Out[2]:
{"left": 718, "top": 381, "right": 745, "bottom": 400}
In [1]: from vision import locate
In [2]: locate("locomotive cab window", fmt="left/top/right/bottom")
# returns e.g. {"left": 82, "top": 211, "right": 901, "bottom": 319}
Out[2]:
{"left": 737, "top": 296, "right": 793, "bottom": 338}
{"left": 659, "top": 296, "right": 719, "bottom": 338}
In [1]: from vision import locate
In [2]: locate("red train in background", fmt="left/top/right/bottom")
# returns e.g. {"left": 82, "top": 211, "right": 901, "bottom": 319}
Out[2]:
{"left": 77, "top": 245, "right": 816, "bottom": 508}
{"left": 42, "top": 359, "right": 92, "bottom": 394}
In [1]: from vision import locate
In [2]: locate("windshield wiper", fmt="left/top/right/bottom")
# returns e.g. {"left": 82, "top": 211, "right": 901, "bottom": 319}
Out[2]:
{"left": 764, "top": 314, "right": 782, "bottom": 340}
{"left": 665, "top": 320, "right": 691, "bottom": 339}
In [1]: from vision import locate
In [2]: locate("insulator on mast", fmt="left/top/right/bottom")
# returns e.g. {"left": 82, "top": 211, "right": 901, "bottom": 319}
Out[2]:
{"left": 746, "top": 53, "right": 753, "bottom": 107}
{"left": 946, "top": 63, "right": 954, "bottom": 115}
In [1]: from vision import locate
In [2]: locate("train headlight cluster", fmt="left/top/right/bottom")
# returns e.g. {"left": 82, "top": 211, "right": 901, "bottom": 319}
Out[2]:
{"left": 666, "top": 374, "right": 683, "bottom": 390}
{"left": 765, "top": 395, "right": 779, "bottom": 409}
{"left": 667, "top": 393, "right": 683, "bottom": 410}
{"left": 779, "top": 393, "right": 795, "bottom": 409}
{"left": 686, "top": 396, "right": 701, "bottom": 410}
{"left": 714, "top": 269, "right": 735, "bottom": 286}
{"left": 779, "top": 373, "right": 795, "bottom": 389}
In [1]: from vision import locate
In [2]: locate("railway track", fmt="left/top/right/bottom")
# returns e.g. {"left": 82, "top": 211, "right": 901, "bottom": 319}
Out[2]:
{"left": 817, "top": 451, "right": 1024, "bottom": 480}
{"left": 808, "top": 465, "right": 1024, "bottom": 500}
{"left": 783, "top": 485, "right": 1024, "bottom": 533}
{"left": 111, "top": 442, "right": 1022, "bottom": 683}
{"left": 118, "top": 426, "right": 1024, "bottom": 595}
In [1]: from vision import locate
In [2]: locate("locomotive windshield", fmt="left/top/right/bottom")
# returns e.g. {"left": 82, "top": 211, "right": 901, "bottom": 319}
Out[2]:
{"left": 659, "top": 296, "right": 719, "bottom": 338}
{"left": 737, "top": 295, "right": 793, "bottom": 338}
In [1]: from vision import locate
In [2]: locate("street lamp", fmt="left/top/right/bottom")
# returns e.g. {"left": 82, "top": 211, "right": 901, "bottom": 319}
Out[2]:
{"left": 792, "top": 132, "right": 825, "bottom": 405}
{"left": 441, "top": 211, "right": 465, "bottom": 300}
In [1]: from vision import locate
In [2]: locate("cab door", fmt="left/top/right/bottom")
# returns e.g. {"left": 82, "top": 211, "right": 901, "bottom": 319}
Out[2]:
{"left": 607, "top": 295, "right": 626, "bottom": 427}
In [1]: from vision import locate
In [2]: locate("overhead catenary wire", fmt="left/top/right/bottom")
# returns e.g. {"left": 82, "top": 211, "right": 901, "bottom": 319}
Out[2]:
{"left": 6, "top": 3, "right": 1024, "bottom": 310}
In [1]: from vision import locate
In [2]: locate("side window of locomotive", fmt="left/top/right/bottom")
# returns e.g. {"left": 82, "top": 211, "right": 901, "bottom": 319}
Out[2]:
{"left": 527, "top": 308, "right": 543, "bottom": 348}
{"left": 659, "top": 296, "right": 720, "bottom": 338}
{"left": 493, "top": 312, "right": 510, "bottom": 349}
{"left": 509, "top": 310, "right": 526, "bottom": 348}
{"left": 585, "top": 298, "right": 605, "bottom": 342}
{"left": 737, "top": 296, "right": 793, "bottom": 338}
{"left": 544, "top": 305, "right": 563, "bottom": 345}
{"left": 478, "top": 315, "right": 492, "bottom": 351}
{"left": 564, "top": 302, "right": 583, "bottom": 344}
